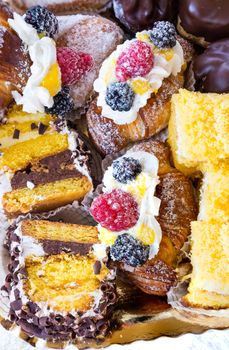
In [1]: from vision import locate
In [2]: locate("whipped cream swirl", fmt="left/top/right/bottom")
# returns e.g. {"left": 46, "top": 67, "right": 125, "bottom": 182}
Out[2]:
{"left": 94, "top": 30, "right": 184, "bottom": 125}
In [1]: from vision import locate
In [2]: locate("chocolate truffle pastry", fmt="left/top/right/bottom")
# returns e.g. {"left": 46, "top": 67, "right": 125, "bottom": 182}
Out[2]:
{"left": 113, "top": 0, "right": 178, "bottom": 32}
{"left": 1, "top": 113, "right": 92, "bottom": 218}
{"left": 178, "top": 0, "right": 229, "bottom": 46}
{"left": 87, "top": 32, "right": 193, "bottom": 156}
{"left": 9, "top": 0, "right": 111, "bottom": 15}
{"left": 0, "top": 1, "right": 31, "bottom": 114}
{"left": 4, "top": 220, "right": 117, "bottom": 342}
{"left": 92, "top": 140, "right": 197, "bottom": 296}
{"left": 193, "top": 39, "right": 229, "bottom": 93}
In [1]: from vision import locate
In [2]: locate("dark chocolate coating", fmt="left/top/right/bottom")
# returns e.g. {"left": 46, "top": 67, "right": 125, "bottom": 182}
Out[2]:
{"left": 11, "top": 150, "right": 82, "bottom": 190}
{"left": 113, "top": 0, "right": 177, "bottom": 32}
{"left": 193, "top": 38, "right": 229, "bottom": 93}
{"left": 179, "top": 0, "right": 229, "bottom": 42}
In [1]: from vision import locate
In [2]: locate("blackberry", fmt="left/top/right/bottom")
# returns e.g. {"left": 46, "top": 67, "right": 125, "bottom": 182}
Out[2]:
{"left": 110, "top": 234, "right": 149, "bottom": 267}
{"left": 105, "top": 82, "right": 135, "bottom": 112}
{"left": 25, "top": 6, "right": 58, "bottom": 38}
{"left": 112, "top": 157, "right": 142, "bottom": 184}
{"left": 150, "top": 21, "right": 176, "bottom": 49}
{"left": 45, "top": 87, "right": 74, "bottom": 118}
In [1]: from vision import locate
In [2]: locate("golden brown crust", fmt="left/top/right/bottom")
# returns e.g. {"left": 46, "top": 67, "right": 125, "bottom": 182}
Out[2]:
{"left": 86, "top": 38, "right": 194, "bottom": 156}
{"left": 0, "top": 1, "right": 31, "bottom": 112}
{"left": 119, "top": 140, "right": 198, "bottom": 296}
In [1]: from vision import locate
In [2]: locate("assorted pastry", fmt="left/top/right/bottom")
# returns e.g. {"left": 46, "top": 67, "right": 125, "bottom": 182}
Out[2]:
{"left": 0, "top": 0, "right": 228, "bottom": 347}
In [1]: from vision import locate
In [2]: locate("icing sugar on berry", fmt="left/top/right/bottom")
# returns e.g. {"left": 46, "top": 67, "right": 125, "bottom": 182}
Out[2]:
{"left": 91, "top": 151, "right": 162, "bottom": 267}
{"left": 94, "top": 21, "right": 184, "bottom": 125}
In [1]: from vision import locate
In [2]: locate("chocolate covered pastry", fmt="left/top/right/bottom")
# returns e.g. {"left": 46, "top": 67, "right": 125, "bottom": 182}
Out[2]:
{"left": 9, "top": 0, "right": 111, "bottom": 15}
{"left": 178, "top": 0, "right": 229, "bottom": 46}
{"left": 3, "top": 220, "right": 116, "bottom": 341}
{"left": 193, "top": 39, "right": 229, "bottom": 93}
{"left": 87, "top": 24, "right": 193, "bottom": 155}
{"left": 90, "top": 140, "right": 197, "bottom": 296}
{"left": 113, "top": 0, "right": 177, "bottom": 33}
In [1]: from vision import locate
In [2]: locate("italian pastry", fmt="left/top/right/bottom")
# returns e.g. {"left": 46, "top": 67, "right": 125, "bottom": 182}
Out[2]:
{"left": 113, "top": 0, "right": 177, "bottom": 33}
{"left": 182, "top": 221, "right": 229, "bottom": 309}
{"left": 1, "top": 112, "right": 92, "bottom": 218}
{"left": 90, "top": 139, "right": 197, "bottom": 295}
{"left": 3, "top": 220, "right": 116, "bottom": 341}
{"left": 193, "top": 39, "right": 229, "bottom": 93}
{"left": 9, "top": 0, "right": 111, "bottom": 15}
{"left": 168, "top": 89, "right": 229, "bottom": 175}
{"left": 178, "top": 0, "right": 229, "bottom": 46}
{"left": 0, "top": 3, "right": 123, "bottom": 114}
{"left": 87, "top": 22, "right": 193, "bottom": 155}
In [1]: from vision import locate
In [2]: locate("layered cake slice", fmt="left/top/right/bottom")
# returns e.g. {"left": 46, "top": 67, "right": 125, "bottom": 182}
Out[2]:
{"left": 168, "top": 89, "right": 229, "bottom": 175}
{"left": 1, "top": 112, "right": 92, "bottom": 218}
{"left": 4, "top": 220, "right": 116, "bottom": 341}
{"left": 182, "top": 221, "right": 229, "bottom": 309}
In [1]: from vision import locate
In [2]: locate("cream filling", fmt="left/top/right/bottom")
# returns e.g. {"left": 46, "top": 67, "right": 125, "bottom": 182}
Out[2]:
{"left": 0, "top": 130, "right": 52, "bottom": 149}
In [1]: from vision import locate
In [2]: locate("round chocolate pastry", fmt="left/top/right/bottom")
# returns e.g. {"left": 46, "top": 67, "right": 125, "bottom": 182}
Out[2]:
{"left": 113, "top": 0, "right": 177, "bottom": 32}
{"left": 179, "top": 0, "right": 229, "bottom": 44}
{"left": 193, "top": 38, "right": 229, "bottom": 93}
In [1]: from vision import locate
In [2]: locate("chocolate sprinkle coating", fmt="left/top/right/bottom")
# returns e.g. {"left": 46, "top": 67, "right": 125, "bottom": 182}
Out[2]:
{"left": 38, "top": 122, "right": 48, "bottom": 135}
{"left": 12, "top": 129, "right": 20, "bottom": 139}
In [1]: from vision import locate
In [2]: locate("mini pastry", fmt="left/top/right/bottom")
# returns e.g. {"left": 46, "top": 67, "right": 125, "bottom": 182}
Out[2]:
{"left": 182, "top": 220, "right": 229, "bottom": 309}
{"left": 1, "top": 111, "right": 92, "bottom": 218}
{"left": 193, "top": 39, "right": 229, "bottom": 93}
{"left": 168, "top": 89, "right": 229, "bottom": 175}
{"left": 0, "top": 4, "right": 123, "bottom": 115}
{"left": 87, "top": 22, "right": 193, "bottom": 155}
{"left": 113, "top": 0, "right": 177, "bottom": 33}
{"left": 9, "top": 0, "right": 111, "bottom": 15}
{"left": 178, "top": 0, "right": 229, "bottom": 46}
{"left": 90, "top": 140, "right": 197, "bottom": 295}
{"left": 3, "top": 220, "right": 116, "bottom": 341}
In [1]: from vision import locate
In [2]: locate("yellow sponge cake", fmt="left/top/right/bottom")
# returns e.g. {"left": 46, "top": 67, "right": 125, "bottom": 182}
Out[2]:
{"left": 182, "top": 221, "right": 229, "bottom": 309}
{"left": 168, "top": 89, "right": 229, "bottom": 175}
{"left": 4, "top": 220, "right": 116, "bottom": 341}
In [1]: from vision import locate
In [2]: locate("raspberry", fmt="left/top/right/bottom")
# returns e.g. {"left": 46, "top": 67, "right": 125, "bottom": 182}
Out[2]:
{"left": 110, "top": 234, "right": 150, "bottom": 267}
{"left": 57, "top": 48, "right": 93, "bottom": 86}
{"left": 105, "top": 82, "right": 135, "bottom": 112}
{"left": 25, "top": 6, "right": 58, "bottom": 38}
{"left": 115, "top": 40, "right": 154, "bottom": 82}
{"left": 90, "top": 189, "right": 139, "bottom": 232}
{"left": 150, "top": 21, "right": 176, "bottom": 49}
{"left": 113, "top": 157, "right": 142, "bottom": 183}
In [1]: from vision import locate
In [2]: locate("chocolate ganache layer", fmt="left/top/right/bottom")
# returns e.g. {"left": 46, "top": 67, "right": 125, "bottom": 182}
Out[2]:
{"left": 193, "top": 38, "right": 229, "bottom": 93}
{"left": 39, "top": 239, "right": 93, "bottom": 256}
{"left": 113, "top": 0, "right": 177, "bottom": 32}
{"left": 179, "top": 0, "right": 229, "bottom": 42}
{"left": 11, "top": 150, "right": 82, "bottom": 190}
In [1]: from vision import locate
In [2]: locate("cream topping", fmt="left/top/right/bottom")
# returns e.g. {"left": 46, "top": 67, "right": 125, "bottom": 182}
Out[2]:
{"left": 8, "top": 13, "right": 61, "bottom": 113}
{"left": 94, "top": 30, "right": 184, "bottom": 125}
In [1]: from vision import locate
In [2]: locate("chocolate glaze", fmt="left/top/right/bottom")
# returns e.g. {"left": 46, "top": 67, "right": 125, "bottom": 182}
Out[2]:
{"left": 11, "top": 150, "right": 82, "bottom": 190}
{"left": 40, "top": 239, "right": 93, "bottom": 256}
{"left": 179, "top": 0, "right": 229, "bottom": 42}
{"left": 113, "top": 0, "right": 177, "bottom": 32}
{"left": 3, "top": 225, "right": 117, "bottom": 342}
{"left": 193, "top": 38, "right": 229, "bottom": 93}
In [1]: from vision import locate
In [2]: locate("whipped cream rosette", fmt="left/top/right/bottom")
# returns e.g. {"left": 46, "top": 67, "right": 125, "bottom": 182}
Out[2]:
{"left": 94, "top": 27, "right": 184, "bottom": 125}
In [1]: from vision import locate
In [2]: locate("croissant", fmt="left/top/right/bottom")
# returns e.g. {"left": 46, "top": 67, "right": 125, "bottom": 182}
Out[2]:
{"left": 87, "top": 37, "right": 194, "bottom": 155}
{"left": 0, "top": 1, "right": 31, "bottom": 113}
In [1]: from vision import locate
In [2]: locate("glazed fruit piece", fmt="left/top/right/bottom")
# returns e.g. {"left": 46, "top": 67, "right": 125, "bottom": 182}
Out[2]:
{"left": 4, "top": 220, "right": 116, "bottom": 341}
{"left": 91, "top": 139, "right": 197, "bottom": 296}
{"left": 87, "top": 23, "right": 193, "bottom": 155}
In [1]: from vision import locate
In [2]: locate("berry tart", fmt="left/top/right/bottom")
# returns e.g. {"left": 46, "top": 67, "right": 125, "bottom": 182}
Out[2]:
{"left": 90, "top": 139, "right": 197, "bottom": 295}
{"left": 9, "top": 0, "right": 111, "bottom": 15}
{"left": 87, "top": 22, "right": 193, "bottom": 155}
{"left": 3, "top": 220, "right": 117, "bottom": 341}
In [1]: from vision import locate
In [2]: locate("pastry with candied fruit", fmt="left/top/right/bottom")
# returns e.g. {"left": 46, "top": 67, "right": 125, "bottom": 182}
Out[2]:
{"left": 87, "top": 22, "right": 193, "bottom": 155}
{"left": 90, "top": 139, "right": 197, "bottom": 295}
{"left": 178, "top": 0, "right": 229, "bottom": 47}
{"left": 4, "top": 220, "right": 116, "bottom": 341}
